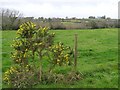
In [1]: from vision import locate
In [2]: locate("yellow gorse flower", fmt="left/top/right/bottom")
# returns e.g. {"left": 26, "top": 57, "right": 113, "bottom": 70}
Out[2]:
{"left": 57, "top": 59, "right": 60, "bottom": 62}
{"left": 23, "top": 53, "right": 27, "bottom": 57}
{"left": 3, "top": 66, "right": 19, "bottom": 84}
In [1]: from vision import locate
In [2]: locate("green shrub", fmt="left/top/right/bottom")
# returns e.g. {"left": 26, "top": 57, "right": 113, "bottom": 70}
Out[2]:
{"left": 3, "top": 22, "right": 76, "bottom": 88}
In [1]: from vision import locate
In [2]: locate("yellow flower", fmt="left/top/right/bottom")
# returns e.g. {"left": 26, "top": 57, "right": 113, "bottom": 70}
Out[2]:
{"left": 26, "top": 65, "right": 29, "bottom": 67}
{"left": 20, "top": 25, "right": 22, "bottom": 29}
{"left": 54, "top": 50, "right": 56, "bottom": 52}
{"left": 66, "top": 57, "right": 68, "bottom": 61}
{"left": 64, "top": 54, "right": 69, "bottom": 57}
{"left": 3, "top": 77, "right": 9, "bottom": 81}
{"left": 56, "top": 45, "right": 59, "bottom": 48}
{"left": 66, "top": 47, "right": 70, "bottom": 49}
{"left": 66, "top": 61, "right": 69, "bottom": 64}
{"left": 10, "top": 67, "right": 15, "bottom": 71}
{"left": 31, "top": 23, "right": 36, "bottom": 28}
{"left": 5, "top": 71, "right": 9, "bottom": 75}
{"left": 39, "top": 42, "right": 42, "bottom": 45}
{"left": 57, "top": 59, "right": 60, "bottom": 62}
{"left": 49, "top": 46, "right": 51, "bottom": 49}
{"left": 26, "top": 70, "right": 29, "bottom": 72}
{"left": 60, "top": 52, "right": 63, "bottom": 55}
{"left": 24, "top": 55, "right": 26, "bottom": 57}
{"left": 24, "top": 53, "right": 27, "bottom": 57}
{"left": 25, "top": 48, "right": 28, "bottom": 51}
{"left": 9, "top": 70, "right": 12, "bottom": 74}
{"left": 35, "top": 43, "right": 38, "bottom": 45}
{"left": 52, "top": 33, "right": 55, "bottom": 35}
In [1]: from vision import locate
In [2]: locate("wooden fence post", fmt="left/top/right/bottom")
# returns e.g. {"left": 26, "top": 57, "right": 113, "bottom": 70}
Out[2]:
{"left": 74, "top": 34, "right": 78, "bottom": 69}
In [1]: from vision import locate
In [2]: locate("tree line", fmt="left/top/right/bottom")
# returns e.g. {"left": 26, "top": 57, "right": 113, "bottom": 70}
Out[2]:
{"left": 0, "top": 9, "right": 119, "bottom": 30}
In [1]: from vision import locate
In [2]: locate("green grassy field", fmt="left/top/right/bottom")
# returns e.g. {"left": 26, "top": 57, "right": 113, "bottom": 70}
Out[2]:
{"left": 2, "top": 28, "right": 118, "bottom": 88}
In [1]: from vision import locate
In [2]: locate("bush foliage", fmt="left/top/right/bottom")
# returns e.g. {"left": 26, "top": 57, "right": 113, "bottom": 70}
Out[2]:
{"left": 3, "top": 22, "right": 81, "bottom": 88}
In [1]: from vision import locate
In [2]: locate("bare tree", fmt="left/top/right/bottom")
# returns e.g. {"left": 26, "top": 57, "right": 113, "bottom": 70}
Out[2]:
{"left": 1, "top": 8, "right": 23, "bottom": 30}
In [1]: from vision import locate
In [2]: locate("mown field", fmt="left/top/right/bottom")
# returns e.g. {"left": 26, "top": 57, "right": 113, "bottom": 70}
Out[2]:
{"left": 2, "top": 28, "right": 118, "bottom": 88}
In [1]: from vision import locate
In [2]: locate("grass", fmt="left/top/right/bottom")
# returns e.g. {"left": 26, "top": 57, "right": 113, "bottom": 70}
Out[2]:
{"left": 2, "top": 28, "right": 118, "bottom": 88}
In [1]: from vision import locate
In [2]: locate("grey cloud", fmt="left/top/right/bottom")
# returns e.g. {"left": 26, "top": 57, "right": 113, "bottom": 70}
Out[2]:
{"left": 0, "top": 0, "right": 119, "bottom": 18}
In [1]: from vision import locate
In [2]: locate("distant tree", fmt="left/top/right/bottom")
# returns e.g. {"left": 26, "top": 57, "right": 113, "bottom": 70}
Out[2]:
{"left": 66, "top": 16, "right": 68, "bottom": 19}
{"left": 38, "top": 17, "right": 44, "bottom": 21}
{"left": 89, "top": 16, "right": 95, "bottom": 19}
{"left": 89, "top": 20, "right": 98, "bottom": 29}
{"left": 101, "top": 15, "right": 106, "bottom": 19}
{"left": 97, "top": 20, "right": 108, "bottom": 28}
{"left": 48, "top": 18, "right": 52, "bottom": 22}
{"left": 50, "top": 19, "right": 65, "bottom": 30}
{"left": 1, "top": 8, "right": 23, "bottom": 30}
{"left": 106, "top": 17, "right": 111, "bottom": 20}
{"left": 72, "top": 17, "right": 76, "bottom": 20}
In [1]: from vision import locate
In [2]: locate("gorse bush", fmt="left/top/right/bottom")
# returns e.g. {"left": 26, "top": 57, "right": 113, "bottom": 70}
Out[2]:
{"left": 47, "top": 42, "right": 73, "bottom": 69}
{"left": 3, "top": 65, "right": 38, "bottom": 88}
{"left": 3, "top": 22, "right": 80, "bottom": 88}
{"left": 11, "top": 22, "right": 55, "bottom": 66}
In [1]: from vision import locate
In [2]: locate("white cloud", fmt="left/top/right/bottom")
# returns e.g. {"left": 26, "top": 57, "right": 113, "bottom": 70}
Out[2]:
{"left": 0, "top": 0, "right": 119, "bottom": 18}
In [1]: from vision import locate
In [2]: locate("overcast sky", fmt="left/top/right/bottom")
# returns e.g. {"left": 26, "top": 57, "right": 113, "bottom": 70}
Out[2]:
{"left": 0, "top": 0, "right": 119, "bottom": 19}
